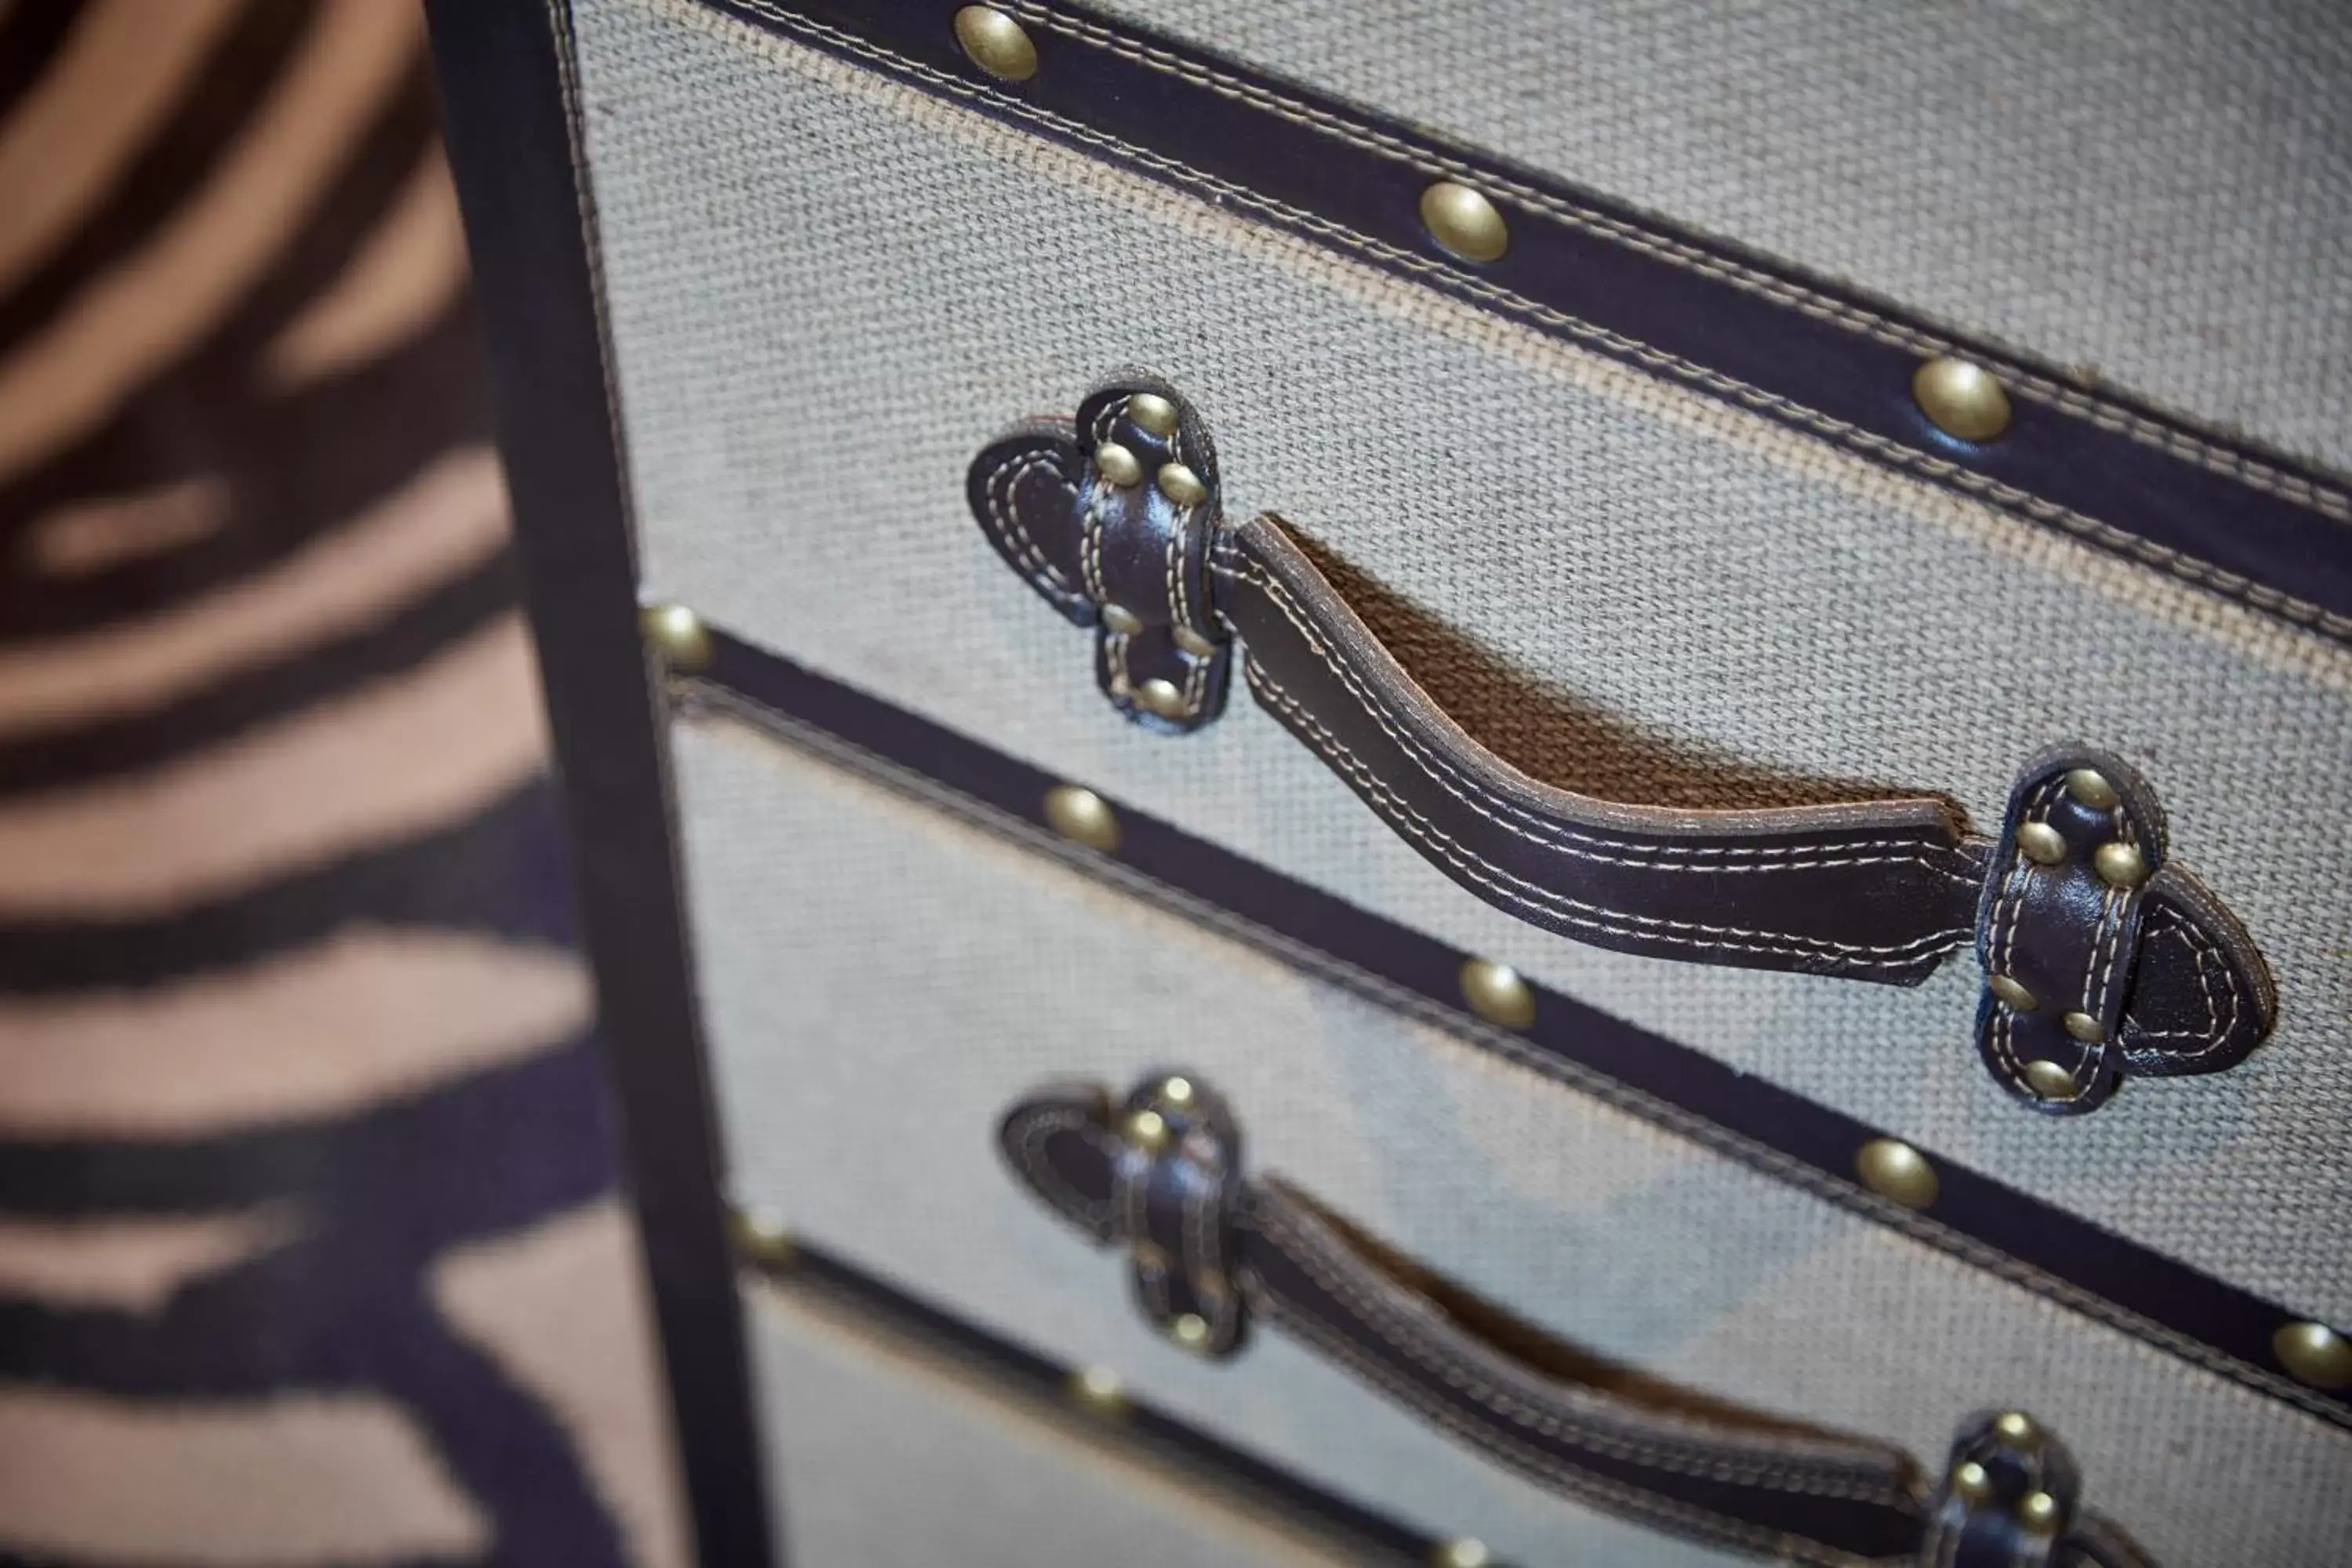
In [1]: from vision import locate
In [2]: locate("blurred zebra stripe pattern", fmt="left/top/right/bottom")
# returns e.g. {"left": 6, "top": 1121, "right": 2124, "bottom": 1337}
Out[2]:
{"left": 0, "top": 4, "right": 691, "bottom": 1564}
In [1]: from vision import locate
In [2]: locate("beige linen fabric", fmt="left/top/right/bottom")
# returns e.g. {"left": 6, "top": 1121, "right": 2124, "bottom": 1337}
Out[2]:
{"left": 575, "top": 0, "right": 2352, "bottom": 1325}
{"left": 677, "top": 720, "right": 2352, "bottom": 1568}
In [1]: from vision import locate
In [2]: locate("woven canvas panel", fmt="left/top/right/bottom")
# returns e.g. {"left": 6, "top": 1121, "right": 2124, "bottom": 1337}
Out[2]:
{"left": 574, "top": 0, "right": 2352, "bottom": 1324}
{"left": 1100, "top": 0, "right": 2352, "bottom": 474}
{"left": 677, "top": 720, "right": 2352, "bottom": 1568}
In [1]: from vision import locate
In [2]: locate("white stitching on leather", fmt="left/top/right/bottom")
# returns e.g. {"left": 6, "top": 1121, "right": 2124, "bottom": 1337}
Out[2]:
{"left": 981, "top": 449, "right": 1082, "bottom": 599}
{"left": 1008, "top": 1105, "right": 1115, "bottom": 1229}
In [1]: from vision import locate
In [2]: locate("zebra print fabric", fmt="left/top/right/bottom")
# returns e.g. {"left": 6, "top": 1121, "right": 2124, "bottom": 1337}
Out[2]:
{"left": 0, "top": 3, "right": 689, "bottom": 1563}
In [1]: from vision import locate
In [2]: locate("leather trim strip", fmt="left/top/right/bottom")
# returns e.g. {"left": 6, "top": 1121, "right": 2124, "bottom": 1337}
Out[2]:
{"left": 677, "top": 626, "right": 2352, "bottom": 1434}
{"left": 694, "top": 0, "right": 2352, "bottom": 650}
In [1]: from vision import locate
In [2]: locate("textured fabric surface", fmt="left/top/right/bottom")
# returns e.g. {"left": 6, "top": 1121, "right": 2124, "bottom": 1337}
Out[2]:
{"left": 677, "top": 719, "right": 2352, "bottom": 1568}
{"left": 745, "top": 1283, "right": 1404, "bottom": 1567}
{"left": 1098, "top": 0, "right": 2352, "bottom": 474}
{"left": 577, "top": 0, "right": 2352, "bottom": 1325}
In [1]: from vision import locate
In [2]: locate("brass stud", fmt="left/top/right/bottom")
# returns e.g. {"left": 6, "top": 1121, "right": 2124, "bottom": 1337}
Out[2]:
{"left": 2062, "top": 1011, "right": 2104, "bottom": 1043}
{"left": 2015, "top": 821, "right": 2067, "bottom": 866}
{"left": 1135, "top": 677, "right": 1189, "bottom": 720}
{"left": 1993, "top": 1411, "right": 2037, "bottom": 1443}
{"left": 1459, "top": 957, "right": 1536, "bottom": 1029}
{"left": 2274, "top": 1321, "right": 2352, "bottom": 1389}
{"left": 1854, "top": 1138, "right": 1940, "bottom": 1210}
{"left": 2022, "top": 1058, "right": 2078, "bottom": 1098}
{"left": 1913, "top": 357, "right": 2013, "bottom": 442}
{"left": 1127, "top": 392, "right": 1179, "bottom": 437}
{"left": 2094, "top": 842, "right": 2148, "bottom": 890}
{"left": 1159, "top": 1075, "right": 1196, "bottom": 1109}
{"left": 1171, "top": 625, "right": 1221, "bottom": 658}
{"left": 1131, "top": 1240, "right": 1171, "bottom": 1273}
{"left": 1069, "top": 1363, "right": 1130, "bottom": 1415}
{"left": 1125, "top": 1108, "right": 1170, "bottom": 1153}
{"left": 1951, "top": 1461, "right": 1991, "bottom": 1501}
{"left": 1171, "top": 1312, "right": 1211, "bottom": 1350}
{"left": 729, "top": 1205, "right": 797, "bottom": 1268}
{"left": 1419, "top": 181, "right": 1508, "bottom": 263}
{"left": 1987, "top": 974, "right": 2039, "bottom": 1013}
{"left": 640, "top": 602, "right": 713, "bottom": 670}
{"left": 2018, "top": 1491, "right": 2061, "bottom": 1530}
{"left": 2064, "top": 768, "right": 2120, "bottom": 811}
{"left": 1095, "top": 441, "right": 1143, "bottom": 488}
{"left": 1435, "top": 1540, "right": 1493, "bottom": 1568}
{"left": 952, "top": 5, "right": 1037, "bottom": 82}
{"left": 1099, "top": 603, "right": 1145, "bottom": 636}
{"left": 1043, "top": 784, "right": 1120, "bottom": 852}
{"left": 1156, "top": 463, "right": 1207, "bottom": 507}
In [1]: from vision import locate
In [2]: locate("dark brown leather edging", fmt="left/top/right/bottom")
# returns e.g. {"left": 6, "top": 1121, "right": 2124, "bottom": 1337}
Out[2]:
{"left": 696, "top": 0, "right": 2352, "bottom": 651}
{"left": 675, "top": 626, "right": 2352, "bottom": 1435}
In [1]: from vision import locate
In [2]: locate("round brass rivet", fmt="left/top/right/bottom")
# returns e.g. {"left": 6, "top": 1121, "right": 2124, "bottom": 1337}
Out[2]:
{"left": 1131, "top": 1239, "right": 1170, "bottom": 1273}
{"left": 1994, "top": 1410, "right": 2037, "bottom": 1443}
{"left": 2015, "top": 821, "right": 2067, "bottom": 866}
{"left": 1913, "top": 357, "right": 2013, "bottom": 442}
{"left": 1160, "top": 1075, "right": 1196, "bottom": 1109}
{"left": 1099, "top": 603, "right": 1145, "bottom": 636}
{"left": 2094, "top": 841, "right": 2148, "bottom": 890}
{"left": 1127, "top": 392, "right": 1179, "bottom": 437}
{"left": 640, "top": 602, "right": 713, "bottom": 670}
{"left": 1171, "top": 625, "right": 1221, "bottom": 658}
{"left": 1420, "top": 181, "right": 1508, "bottom": 263}
{"left": 2018, "top": 1491, "right": 2061, "bottom": 1530}
{"left": 1171, "top": 1312, "right": 1211, "bottom": 1350}
{"left": 952, "top": 5, "right": 1037, "bottom": 81}
{"left": 2064, "top": 768, "right": 2120, "bottom": 811}
{"left": 1043, "top": 784, "right": 1120, "bottom": 852}
{"left": 1854, "top": 1138, "right": 1940, "bottom": 1210}
{"left": 1459, "top": 957, "right": 1536, "bottom": 1029}
{"left": 1135, "top": 677, "right": 1189, "bottom": 720}
{"left": 2062, "top": 1011, "right": 2104, "bottom": 1043}
{"left": 1070, "top": 1363, "right": 1129, "bottom": 1414}
{"left": 1435, "top": 1539, "right": 1493, "bottom": 1568}
{"left": 1126, "top": 1109, "right": 1169, "bottom": 1152}
{"left": 729, "top": 1205, "right": 797, "bottom": 1267}
{"left": 2274, "top": 1321, "right": 2352, "bottom": 1389}
{"left": 2023, "top": 1058, "right": 2079, "bottom": 1098}
{"left": 1987, "top": 974, "right": 2039, "bottom": 1013}
{"left": 1951, "top": 1461, "right": 1991, "bottom": 1501}
{"left": 1095, "top": 441, "right": 1143, "bottom": 488}
{"left": 1156, "top": 463, "right": 1207, "bottom": 507}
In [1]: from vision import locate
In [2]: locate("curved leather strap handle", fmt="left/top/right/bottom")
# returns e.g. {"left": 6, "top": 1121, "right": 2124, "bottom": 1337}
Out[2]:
{"left": 966, "top": 376, "right": 2273, "bottom": 1114}
{"left": 1002, "top": 1070, "right": 2161, "bottom": 1568}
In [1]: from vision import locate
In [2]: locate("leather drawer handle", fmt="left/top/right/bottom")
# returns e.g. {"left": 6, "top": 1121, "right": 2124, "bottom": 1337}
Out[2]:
{"left": 966, "top": 377, "right": 2274, "bottom": 1115}
{"left": 1001, "top": 1069, "right": 2158, "bottom": 1568}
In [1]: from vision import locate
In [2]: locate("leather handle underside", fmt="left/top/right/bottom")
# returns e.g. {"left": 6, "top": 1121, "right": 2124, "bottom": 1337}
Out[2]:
{"left": 1001, "top": 1073, "right": 2158, "bottom": 1568}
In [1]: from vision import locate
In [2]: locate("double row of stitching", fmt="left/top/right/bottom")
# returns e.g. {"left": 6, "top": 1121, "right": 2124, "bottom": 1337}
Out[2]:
{"left": 1008, "top": 1106, "right": 1116, "bottom": 1231}
{"left": 1002, "top": 0, "right": 2352, "bottom": 524}
{"left": 2127, "top": 903, "right": 2238, "bottom": 1058}
{"left": 982, "top": 449, "right": 1083, "bottom": 602}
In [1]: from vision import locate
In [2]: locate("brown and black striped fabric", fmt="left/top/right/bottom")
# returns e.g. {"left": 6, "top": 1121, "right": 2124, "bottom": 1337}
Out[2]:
{"left": 0, "top": 5, "right": 689, "bottom": 1563}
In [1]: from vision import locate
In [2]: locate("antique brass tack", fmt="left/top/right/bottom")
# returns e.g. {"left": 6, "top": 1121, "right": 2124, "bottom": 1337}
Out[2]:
{"left": 1993, "top": 1411, "right": 2037, "bottom": 1443}
{"left": 728, "top": 1205, "right": 797, "bottom": 1269}
{"left": 1095, "top": 441, "right": 1143, "bottom": 488}
{"left": 2022, "top": 1059, "right": 2078, "bottom": 1098}
{"left": 1099, "top": 603, "right": 1145, "bottom": 636}
{"left": 639, "top": 602, "right": 713, "bottom": 670}
{"left": 1135, "top": 677, "right": 1189, "bottom": 719}
{"left": 1458, "top": 957, "right": 1536, "bottom": 1029}
{"left": 1987, "top": 974, "right": 2038, "bottom": 1012}
{"left": 1951, "top": 1461, "right": 1991, "bottom": 1501}
{"left": 1044, "top": 784, "right": 1121, "bottom": 852}
{"left": 1912, "top": 357, "right": 2013, "bottom": 442}
{"left": 953, "top": 5, "right": 1037, "bottom": 82}
{"left": 2018, "top": 1491, "right": 2061, "bottom": 1530}
{"left": 1420, "top": 181, "right": 1508, "bottom": 263}
{"left": 2062, "top": 1011, "right": 2103, "bottom": 1043}
{"left": 1069, "top": 1363, "right": 1131, "bottom": 1415}
{"left": 1435, "top": 1539, "right": 1493, "bottom": 1568}
{"left": 1156, "top": 463, "right": 1207, "bottom": 507}
{"left": 1131, "top": 1240, "right": 1171, "bottom": 1273}
{"left": 1159, "top": 1075, "right": 1196, "bottom": 1108}
{"left": 1127, "top": 392, "right": 1180, "bottom": 437}
{"left": 1171, "top": 625, "right": 1221, "bottom": 658}
{"left": 1126, "top": 1108, "right": 1171, "bottom": 1152}
{"left": 2064, "top": 768, "right": 2120, "bottom": 811}
{"left": 2015, "top": 822, "right": 2067, "bottom": 866}
{"left": 1854, "top": 1138, "right": 1939, "bottom": 1210}
{"left": 1171, "top": 1312, "right": 1211, "bottom": 1350}
{"left": 2274, "top": 1321, "right": 2352, "bottom": 1389}
{"left": 2094, "top": 842, "right": 2148, "bottom": 890}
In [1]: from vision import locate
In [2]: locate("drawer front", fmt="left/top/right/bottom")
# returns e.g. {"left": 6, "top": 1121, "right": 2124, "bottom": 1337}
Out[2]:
{"left": 675, "top": 712, "right": 2352, "bottom": 1566}
{"left": 572, "top": 0, "right": 2352, "bottom": 1339}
